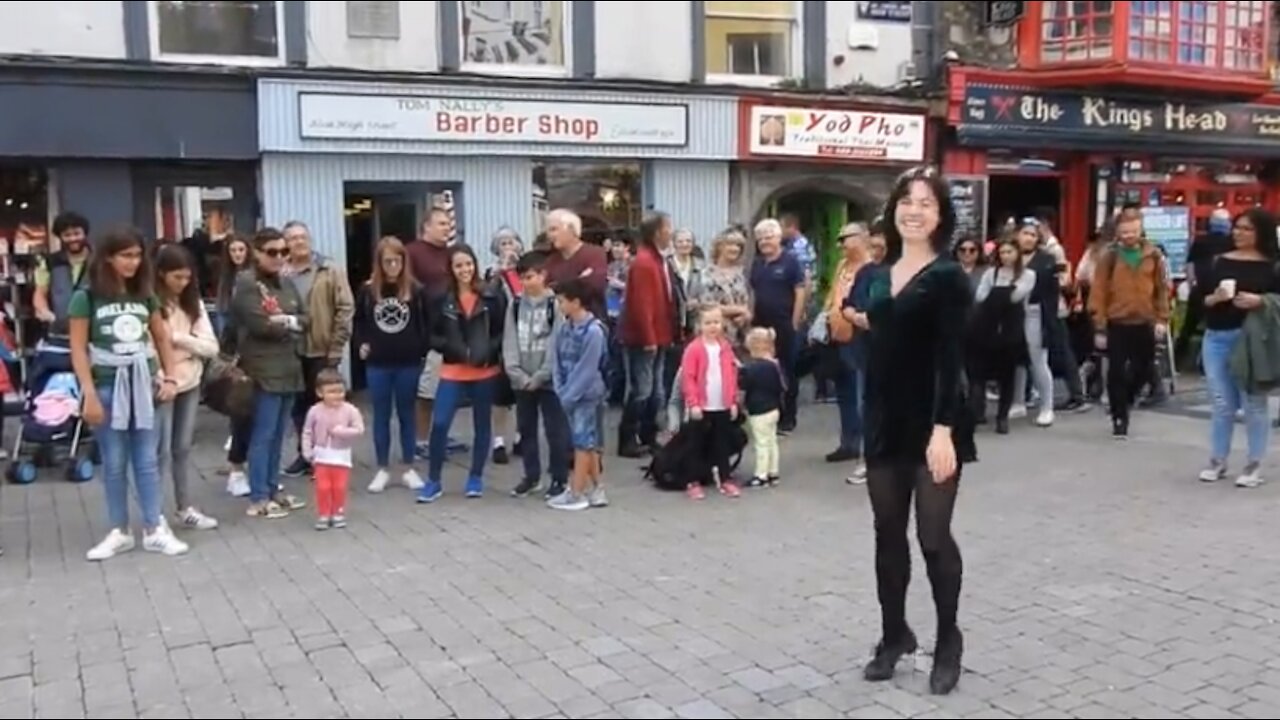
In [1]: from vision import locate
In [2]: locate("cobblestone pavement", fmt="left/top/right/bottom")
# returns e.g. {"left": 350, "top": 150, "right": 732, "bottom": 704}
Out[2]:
{"left": 1, "top": 401, "right": 1278, "bottom": 719}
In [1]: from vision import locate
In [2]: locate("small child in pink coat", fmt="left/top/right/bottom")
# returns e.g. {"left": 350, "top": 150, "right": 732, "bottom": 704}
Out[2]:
{"left": 302, "top": 369, "right": 366, "bottom": 529}
{"left": 679, "top": 306, "right": 741, "bottom": 500}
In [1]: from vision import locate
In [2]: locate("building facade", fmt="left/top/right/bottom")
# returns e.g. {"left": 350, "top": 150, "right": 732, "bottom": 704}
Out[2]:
{"left": 939, "top": 0, "right": 1280, "bottom": 266}
{"left": 258, "top": 76, "right": 737, "bottom": 277}
{"left": 0, "top": 61, "right": 258, "bottom": 249}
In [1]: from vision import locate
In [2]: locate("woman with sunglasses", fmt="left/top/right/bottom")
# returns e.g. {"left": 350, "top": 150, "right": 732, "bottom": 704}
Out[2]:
{"left": 230, "top": 228, "right": 309, "bottom": 519}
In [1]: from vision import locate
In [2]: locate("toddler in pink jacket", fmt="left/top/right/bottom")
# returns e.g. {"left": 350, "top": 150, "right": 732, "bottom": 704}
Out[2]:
{"left": 302, "top": 370, "right": 366, "bottom": 529}
{"left": 679, "top": 306, "right": 741, "bottom": 500}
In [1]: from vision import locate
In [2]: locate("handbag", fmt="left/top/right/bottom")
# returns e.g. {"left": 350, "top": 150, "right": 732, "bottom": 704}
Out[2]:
{"left": 202, "top": 353, "right": 255, "bottom": 420}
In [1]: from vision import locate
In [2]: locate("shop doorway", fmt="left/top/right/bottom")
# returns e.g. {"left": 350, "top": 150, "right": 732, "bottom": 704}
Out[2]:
{"left": 764, "top": 189, "right": 870, "bottom": 297}
{"left": 343, "top": 184, "right": 430, "bottom": 391}
{"left": 988, "top": 174, "right": 1062, "bottom": 238}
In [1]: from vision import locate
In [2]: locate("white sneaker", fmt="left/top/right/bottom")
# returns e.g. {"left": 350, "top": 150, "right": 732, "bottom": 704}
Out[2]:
{"left": 179, "top": 507, "right": 219, "bottom": 530}
{"left": 368, "top": 469, "right": 391, "bottom": 493}
{"left": 1236, "top": 463, "right": 1265, "bottom": 489}
{"left": 86, "top": 529, "right": 135, "bottom": 561}
{"left": 1009, "top": 405, "right": 1028, "bottom": 420}
{"left": 143, "top": 524, "right": 189, "bottom": 556}
{"left": 226, "top": 471, "right": 250, "bottom": 497}
{"left": 402, "top": 469, "right": 425, "bottom": 490}
{"left": 588, "top": 486, "right": 609, "bottom": 508}
{"left": 1035, "top": 409, "right": 1055, "bottom": 427}
{"left": 223, "top": 435, "right": 233, "bottom": 452}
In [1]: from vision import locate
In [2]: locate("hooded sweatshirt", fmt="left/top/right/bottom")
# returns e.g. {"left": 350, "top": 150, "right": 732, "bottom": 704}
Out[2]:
{"left": 354, "top": 282, "right": 431, "bottom": 367}
{"left": 503, "top": 289, "right": 558, "bottom": 390}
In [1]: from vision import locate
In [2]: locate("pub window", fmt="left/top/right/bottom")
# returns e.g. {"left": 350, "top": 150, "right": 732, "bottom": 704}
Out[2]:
{"left": 1041, "top": 1, "right": 1115, "bottom": 62}
{"left": 1128, "top": 0, "right": 1267, "bottom": 71}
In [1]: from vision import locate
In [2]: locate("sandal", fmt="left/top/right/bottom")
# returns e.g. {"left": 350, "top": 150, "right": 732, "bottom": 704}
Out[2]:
{"left": 246, "top": 501, "right": 289, "bottom": 519}
{"left": 273, "top": 494, "right": 307, "bottom": 511}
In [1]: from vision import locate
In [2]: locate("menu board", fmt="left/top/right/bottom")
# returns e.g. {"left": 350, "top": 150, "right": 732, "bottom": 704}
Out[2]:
{"left": 947, "top": 175, "right": 988, "bottom": 247}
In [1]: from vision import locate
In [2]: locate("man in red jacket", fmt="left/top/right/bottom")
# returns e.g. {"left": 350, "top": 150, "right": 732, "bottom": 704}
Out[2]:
{"left": 618, "top": 212, "right": 677, "bottom": 457}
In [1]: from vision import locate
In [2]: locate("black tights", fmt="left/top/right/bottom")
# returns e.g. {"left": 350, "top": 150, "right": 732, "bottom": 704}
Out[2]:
{"left": 690, "top": 410, "right": 734, "bottom": 483}
{"left": 866, "top": 462, "right": 963, "bottom": 642}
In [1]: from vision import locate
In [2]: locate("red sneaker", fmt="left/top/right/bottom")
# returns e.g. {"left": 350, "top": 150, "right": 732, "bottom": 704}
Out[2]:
{"left": 720, "top": 481, "right": 742, "bottom": 498}
{"left": 686, "top": 483, "right": 706, "bottom": 500}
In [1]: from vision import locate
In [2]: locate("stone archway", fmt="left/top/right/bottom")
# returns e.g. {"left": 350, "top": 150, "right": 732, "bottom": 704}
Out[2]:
{"left": 729, "top": 164, "right": 898, "bottom": 225}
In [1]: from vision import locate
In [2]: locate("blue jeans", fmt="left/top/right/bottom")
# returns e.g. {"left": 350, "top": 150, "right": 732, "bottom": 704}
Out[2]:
{"left": 515, "top": 388, "right": 571, "bottom": 485}
{"left": 624, "top": 346, "right": 666, "bottom": 444}
{"left": 430, "top": 377, "right": 495, "bottom": 482}
{"left": 367, "top": 364, "right": 421, "bottom": 467}
{"left": 248, "top": 391, "right": 294, "bottom": 503}
{"left": 94, "top": 384, "right": 162, "bottom": 530}
{"left": 835, "top": 344, "right": 863, "bottom": 452}
{"left": 1202, "top": 328, "right": 1269, "bottom": 464}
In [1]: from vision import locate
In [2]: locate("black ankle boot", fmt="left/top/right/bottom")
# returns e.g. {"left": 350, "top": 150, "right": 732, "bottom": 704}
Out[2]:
{"left": 929, "top": 626, "right": 963, "bottom": 695}
{"left": 862, "top": 627, "right": 918, "bottom": 682}
{"left": 995, "top": 417, "right": 1009, "bottom": 435}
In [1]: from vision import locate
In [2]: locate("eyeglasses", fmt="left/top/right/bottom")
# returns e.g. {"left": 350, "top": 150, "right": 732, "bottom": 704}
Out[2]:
{"left": 260, "top": 247, "right": 288, "bottom": 258}
{"left": 958, "top": 246, "right": 978, "bottom": 254}
{"left": 381, "top": 256, "right": 404, "bottom": 265}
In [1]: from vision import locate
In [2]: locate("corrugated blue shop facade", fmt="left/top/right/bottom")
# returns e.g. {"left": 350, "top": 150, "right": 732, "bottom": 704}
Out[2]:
{"left": 256, "top": 78, "right": 740, "bottom": 267}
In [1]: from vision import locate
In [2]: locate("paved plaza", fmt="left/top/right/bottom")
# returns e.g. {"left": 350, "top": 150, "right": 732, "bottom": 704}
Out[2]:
{"left": 0, "top": 400, "right": 1278, "bottom": 719}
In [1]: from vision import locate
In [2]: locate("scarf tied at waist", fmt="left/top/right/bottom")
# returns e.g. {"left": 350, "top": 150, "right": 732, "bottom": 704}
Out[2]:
{"left": 89, "top": 344, "right": 157, "bottom": 431}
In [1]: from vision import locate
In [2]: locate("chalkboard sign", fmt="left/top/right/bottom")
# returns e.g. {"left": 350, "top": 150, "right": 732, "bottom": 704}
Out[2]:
{"left": 948, "top": 175, "right": 989, "bottom": 248}
{"left": 984, "top": 1, "right": 1025, "bottom": 26}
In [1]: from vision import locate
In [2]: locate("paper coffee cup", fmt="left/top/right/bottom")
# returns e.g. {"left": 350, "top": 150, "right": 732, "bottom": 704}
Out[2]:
{"left": 1220, "top": 279, "right": 1237, "bottom": 297}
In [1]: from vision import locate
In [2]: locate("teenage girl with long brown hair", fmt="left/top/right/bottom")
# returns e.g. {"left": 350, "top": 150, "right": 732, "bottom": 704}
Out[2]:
{"left": 355, "top": 237, "right": 431, "bottom": 493}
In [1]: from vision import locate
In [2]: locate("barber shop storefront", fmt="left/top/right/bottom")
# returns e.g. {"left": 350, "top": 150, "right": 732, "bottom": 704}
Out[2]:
{"left": 945, "top": 79, "right": 1280, "bottom": 266}
{"left": 256, "top": 77, "right": 739, "bottom": 288}
{"left": 0, "top": 63, "right": 259, "bottom": 256}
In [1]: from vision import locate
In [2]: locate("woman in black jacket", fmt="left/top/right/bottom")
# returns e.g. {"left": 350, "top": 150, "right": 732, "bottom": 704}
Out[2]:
{"left": 355, "top": 237, "right": 432, "bottom": 495}
{"left": 418, "top": 244, "right": 506, "bottom": 504}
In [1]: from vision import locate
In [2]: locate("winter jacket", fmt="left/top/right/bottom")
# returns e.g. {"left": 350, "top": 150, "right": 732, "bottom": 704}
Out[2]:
{"left": 230, "top": 270, "right": 308, "bottom": 394}
{"left": 429, "top": 286, "right": 506, "bottom": 369}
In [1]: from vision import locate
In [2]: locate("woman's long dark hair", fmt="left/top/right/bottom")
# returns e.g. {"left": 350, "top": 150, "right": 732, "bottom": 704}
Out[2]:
{"left": 87, "top": 226, "right": 153, "bottom": 298}
{"left": 881, "top": 166, "right": 956, "bottom": 264}
{"left": 218, "top": 233, "right": 250, "bottom": 307}
{"left": 447, "top": 244, "right": 482, "bottom": 295}
{"left": 995, "top": 237, "right": 1025, "bottom": 276}
{"left": 1237, "top": 208, "right": 1279, "bottom": 260}
{"left": 155, "top": 244, "right": 203, "bottom": 323}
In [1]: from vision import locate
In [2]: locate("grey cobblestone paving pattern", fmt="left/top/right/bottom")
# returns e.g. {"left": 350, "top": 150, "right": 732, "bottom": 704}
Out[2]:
{"left": 0, "top": 402, "right": 1277, "bottom": 719}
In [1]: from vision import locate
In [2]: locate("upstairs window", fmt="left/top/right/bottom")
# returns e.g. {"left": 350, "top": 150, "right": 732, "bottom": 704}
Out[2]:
{"left": 1040, "top": 1, "right": 1115, "bottom": 62}
{"left": 705, "top": 0, "right": 800, "bottom": 83}
{"left": 1130, "top": 1, "right": 1266, "bottom": 70}
{"left": 460, "top": 0, "right": 568, "bottom": 75}
{"left": 150, "top": 0, "right": 285, "bottom": 65}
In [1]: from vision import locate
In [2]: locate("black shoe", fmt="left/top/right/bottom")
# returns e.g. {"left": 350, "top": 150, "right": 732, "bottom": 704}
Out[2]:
{"left": 544, "top": 480, "right": 566, "bottom": 499}
{"left": 282, "top": 457, "right": 311, "bottom": 478}
{"left": 492, "top": 446, "right": 510, "bottom": 465}
{"left": 995, "top": 417, "right": 1009, "bottom": 435}
{"left": 929, "top": 627, "right": 964, "bottom": 695}
{"left": 779, "top": 419, "right": 797, "bottom": 434}
{"left": 1112, "top": 417, "right": 1129, "bottom": 440}
{"left": 825, "top": 447, "right": 859, "bottom": 463}
{"left": 511, "top": 477, "right": 542, "bottom": 498}
{"left": 512, "top": 438, "right": 524, "bottom": 457}
{"left": 863, "top": 628, "right": 918, "bottom": 682}
{"left": 618, "top": 441, "right": 646, "bottom": 459}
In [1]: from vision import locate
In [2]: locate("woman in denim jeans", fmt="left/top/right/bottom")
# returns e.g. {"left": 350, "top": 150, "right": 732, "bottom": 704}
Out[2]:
{"left": 69, "top": 227, "right": 185, "bottom": 561}
{"left": 419, "top": 245, "right": 506, "bottom": 503}
{"left": 1197, "top": 208, "right": 1280, "bottom": 488}
{"left": 229, "top": 228, "right": 309, "bottom": 519}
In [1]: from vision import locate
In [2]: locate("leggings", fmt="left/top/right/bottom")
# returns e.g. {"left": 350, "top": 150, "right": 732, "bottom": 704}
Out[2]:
{"left": 1014, "top": 304, "right": 1054, "bottom": 410}
{"left": 866, "top": 461, "right": 963, "bottom": 641}
{"left": 313, "top": 464, "right": 350, "bottom": 518}
{"left": 746, "top": 410, "right": 780, "bottom": 478}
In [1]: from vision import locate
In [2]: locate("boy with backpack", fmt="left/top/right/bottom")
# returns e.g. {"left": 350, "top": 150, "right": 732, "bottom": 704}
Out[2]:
{"left": 503, "top": 251, "right": 571, "bottom": 499}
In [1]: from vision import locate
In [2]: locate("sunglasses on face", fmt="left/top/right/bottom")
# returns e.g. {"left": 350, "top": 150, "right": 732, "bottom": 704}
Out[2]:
{"left": 260, "top": 247, "right": 288, "bottom": 258}
{"left": 958, "top": 246, "right": 978, "bottom": 254}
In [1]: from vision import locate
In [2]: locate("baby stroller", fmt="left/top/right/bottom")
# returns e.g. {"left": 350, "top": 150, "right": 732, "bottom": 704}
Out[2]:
{"left": 5, "top": 339, "right": 96, "bottom": 484}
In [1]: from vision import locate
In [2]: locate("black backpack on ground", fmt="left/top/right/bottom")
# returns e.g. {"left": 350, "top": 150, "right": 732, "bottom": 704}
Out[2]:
{"left": 642, "top": 417, "right": 749, "bottom": 491}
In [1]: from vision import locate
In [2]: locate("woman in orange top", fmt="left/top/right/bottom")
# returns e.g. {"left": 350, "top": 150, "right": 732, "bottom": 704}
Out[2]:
{"left": 825, "top": 223, "right": 870, "bottom": 466}
{"left": 418, "top": 245, "right": 507, "bottom": 503}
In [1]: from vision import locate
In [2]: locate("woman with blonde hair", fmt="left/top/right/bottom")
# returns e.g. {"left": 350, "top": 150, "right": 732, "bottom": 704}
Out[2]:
{"left": 355, "top": 236, "right": 431, "bottom": 493}
{"left": 696, "top": 228, "right": 752, "bottom": 347}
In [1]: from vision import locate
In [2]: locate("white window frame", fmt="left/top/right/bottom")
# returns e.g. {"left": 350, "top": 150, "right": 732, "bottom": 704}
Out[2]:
{"left": 459, "top": 0, "right": 573, "bottom": 78}
{"left": 705, "top": 0, "right": 803, "bottom": 86}
{"left": 147, "top": 0, "right": 287, "bottom": 67}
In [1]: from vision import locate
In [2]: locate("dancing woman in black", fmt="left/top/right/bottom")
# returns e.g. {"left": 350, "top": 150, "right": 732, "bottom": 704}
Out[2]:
{"left": 860, "top": 167, "right": 976, "bottom": 695}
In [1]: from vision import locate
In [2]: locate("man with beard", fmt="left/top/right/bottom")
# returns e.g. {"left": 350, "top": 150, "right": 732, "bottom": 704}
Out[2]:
{"left": 33, "top": 211, "right": 92, "bottom": 338}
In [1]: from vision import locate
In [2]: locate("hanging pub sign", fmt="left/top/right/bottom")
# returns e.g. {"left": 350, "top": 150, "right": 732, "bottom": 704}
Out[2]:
{"left": 984, "top": 1, "right": 1025, "bottom": 27}
{"left": 959, "top": 84, "right": 1280, "bottom": 155}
